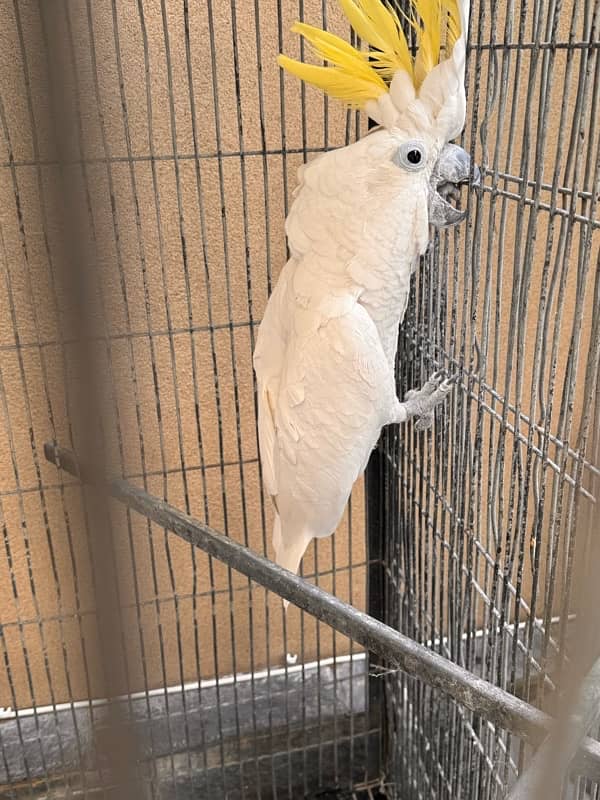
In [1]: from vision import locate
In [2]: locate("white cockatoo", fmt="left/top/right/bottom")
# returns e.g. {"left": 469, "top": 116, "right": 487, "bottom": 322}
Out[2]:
{"left": 254, "top": 0, "right": 477, "bottom": 583}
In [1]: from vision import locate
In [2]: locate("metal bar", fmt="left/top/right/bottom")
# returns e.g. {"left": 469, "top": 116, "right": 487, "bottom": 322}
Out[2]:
{"left": 469, "top": 40, "right": 600, "bottom": 51}
{"left": 0, "top": 145, "right": 333, "bottom": 170}
{"left": 364, "top": 106, "right": 388, "bottom": 785}
{"left": 507, "top": 656, "right": 600, "bottom": 800}
{"left": 44, "top": 443, "right": 600, "bottom": 782}
{"left": 365, "top": 440, "right": 387, "bottom": 777}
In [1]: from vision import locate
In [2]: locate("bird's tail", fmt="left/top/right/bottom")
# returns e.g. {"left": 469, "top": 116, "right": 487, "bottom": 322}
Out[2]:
{"left": 272, "top": 511, "right": 313, "bottom": 611}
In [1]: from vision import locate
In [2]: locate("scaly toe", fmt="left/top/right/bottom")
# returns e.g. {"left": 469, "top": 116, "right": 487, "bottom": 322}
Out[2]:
{"left": 415, "top": 413, "right": 434, "bottom": 432}
{"left": 404, "top": 371, "right": 445, "bottom": 403}
{"left": 420, "top": 372, "right": 446, "bottom": 395}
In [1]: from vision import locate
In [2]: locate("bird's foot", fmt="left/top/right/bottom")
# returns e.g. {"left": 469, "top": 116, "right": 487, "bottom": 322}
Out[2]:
{"left": 401, "top": 371, "right": 454, "bottom": 431}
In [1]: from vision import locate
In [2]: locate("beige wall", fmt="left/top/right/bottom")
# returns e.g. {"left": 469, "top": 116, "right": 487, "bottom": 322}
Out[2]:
{"left": 0, "top": 0, "right": 368, "bottom": 709}
{"left": 0, "top": 0, "right": 597, "bottom": 711}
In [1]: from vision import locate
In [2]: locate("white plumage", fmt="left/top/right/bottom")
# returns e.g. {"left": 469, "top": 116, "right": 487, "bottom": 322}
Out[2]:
{"left": 254, "top": 0, "right": 472, "bottom": 581}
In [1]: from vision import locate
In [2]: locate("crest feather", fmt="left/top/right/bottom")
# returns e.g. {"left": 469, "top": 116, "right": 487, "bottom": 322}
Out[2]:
{"left": 279, "top": 0, "right": 465, "bottom": 109}
{"left": 337, "top": 0, "right": 413, "bottom": 78}
{"left": 278, "top": 54, "right": 387, "bottom": 106}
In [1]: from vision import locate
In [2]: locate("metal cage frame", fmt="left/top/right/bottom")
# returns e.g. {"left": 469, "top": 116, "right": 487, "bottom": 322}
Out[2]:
{"left": 0, "top": 0, "right": 598, "bottom": 798}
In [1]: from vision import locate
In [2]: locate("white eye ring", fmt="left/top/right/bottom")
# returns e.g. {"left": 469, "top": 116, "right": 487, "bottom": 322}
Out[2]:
{"left": 394, "top": 140, "right": 427, "bottom": 172}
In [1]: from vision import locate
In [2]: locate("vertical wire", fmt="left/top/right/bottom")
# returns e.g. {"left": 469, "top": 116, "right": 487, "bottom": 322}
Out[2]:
{"left": 493, "top": 0, "right": 561, "bottom": 786}
{"left": 294, "top": 1, "right": 319, "bottom": 793}
{"left": 550, "top": 0, "right": 600, "bottom": 687}
{"left": 226, "top": 0, "right": 272, "bottom": 790}
{"left": 481, "top": 2, "right": 521, "bottom": 778}
{"left": 319, "top": 3, "right": 341, "bottom": 782}
{"left": 203, "top": 0, "right": 267, "bottom": 792}
{"left": 483, "top": 1, "right": 532, "bottom": 789}
{"left": 464, "top": 0, "right": 500, "bottom": 747}
{"left": 350, "top": 171, "right": 368, "bottom": 792}
{"left": 422, "top": 230, "right": 437, "bottom": 790}
{"left": 479, "top": 8, "right": 516, "bottom": 782}
{"left": 346, "top": 28, "right": 363, "bottom": 786}
{"left": 445, "top": 0, "right": 483, "bottom": 790}
{"left": 179, "top": 1, "right": 238, "bottom": 793}
{"left": 127, "top": 0, "right": 210, "bottom": 793}
{"left": 485, "top": 0, "right": 527, "bottom": 699}
{"left": 0, "top": 507, "right": 46, "bottom": 799}
{"left": 274, "top": 1, "right": 297, "bottom": 785}
{"left": 248, "top": 0, "right": 281, "bottom": 785}
{"left": 538, "top": 0, "right": 598, "bottom": 691}
{"left": 391, "top": 0, "right": 600, "bottom": 794}
{"left": 0, "top": 103, "right": 71, "bottom": 791}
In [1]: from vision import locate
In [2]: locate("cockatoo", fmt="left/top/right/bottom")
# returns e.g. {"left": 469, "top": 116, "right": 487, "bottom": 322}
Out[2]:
{"left": 254, "top": 0, "right": 477, "bottom": 584}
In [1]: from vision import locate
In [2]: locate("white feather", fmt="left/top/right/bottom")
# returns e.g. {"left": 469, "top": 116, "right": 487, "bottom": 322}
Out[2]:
{"left": 254, "top": 128, "right": 432, "bottom": 576}
{"left": 256, "top": 0, "right": 472, "bottom": 581}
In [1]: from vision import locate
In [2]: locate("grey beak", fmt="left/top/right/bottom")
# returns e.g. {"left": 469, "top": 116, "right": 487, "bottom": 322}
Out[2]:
{"left": 428, "top": 143, "right": 480, "bottom": 228}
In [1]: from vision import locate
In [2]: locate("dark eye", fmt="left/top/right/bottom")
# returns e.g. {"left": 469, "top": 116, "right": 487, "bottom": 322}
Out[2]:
{"left": 394, "top": 140, "right": 427, "bottom": 172}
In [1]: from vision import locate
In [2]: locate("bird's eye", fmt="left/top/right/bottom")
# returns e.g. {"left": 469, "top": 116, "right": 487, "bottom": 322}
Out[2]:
{"left": 394, "top": 140, "right": 427, "bottom": 172}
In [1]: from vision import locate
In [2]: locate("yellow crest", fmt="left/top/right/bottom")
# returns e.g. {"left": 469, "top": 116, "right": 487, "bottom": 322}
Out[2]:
{"left": 279, "top": 0, "right": 462, "bottom": 108}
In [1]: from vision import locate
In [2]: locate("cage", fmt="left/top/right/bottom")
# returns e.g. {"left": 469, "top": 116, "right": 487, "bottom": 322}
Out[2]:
{"left": 0, "top": 1, "right": 598, "bottom": 799}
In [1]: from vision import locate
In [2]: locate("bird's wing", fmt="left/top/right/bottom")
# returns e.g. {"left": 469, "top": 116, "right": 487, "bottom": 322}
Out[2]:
{"left": 255, "top": 132, "right": 420, "bottom": 504}
{"left": 271, "top": 299, "right": 396, "bottom": 535}
{"left": 254, "top": 260, "right": 295, "bottom": 499}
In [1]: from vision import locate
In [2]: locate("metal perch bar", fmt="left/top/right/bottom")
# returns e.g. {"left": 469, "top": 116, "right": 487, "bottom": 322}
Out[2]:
{"left": 44, "top": 443, "right": 600, "bottom": 782}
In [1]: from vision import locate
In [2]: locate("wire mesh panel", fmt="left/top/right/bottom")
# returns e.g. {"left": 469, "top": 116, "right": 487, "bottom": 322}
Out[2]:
{"left": 377, "top": 0, "right": 600, "bottom": 797}
{"left": 0, "top": 1, "right": 377, "bottom": 798}
{"left": 0, "top": 0, "right": 598, "bottom": 799}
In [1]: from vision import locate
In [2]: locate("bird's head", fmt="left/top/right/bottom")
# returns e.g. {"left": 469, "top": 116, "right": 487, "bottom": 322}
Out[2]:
{"left": 278, "top": 0, "right": 479, "bottom": 229}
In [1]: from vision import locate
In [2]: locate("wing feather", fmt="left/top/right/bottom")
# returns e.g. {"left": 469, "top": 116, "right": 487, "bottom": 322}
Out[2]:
{"left": 271, "top": 301, "right": 396, "bottom": 538}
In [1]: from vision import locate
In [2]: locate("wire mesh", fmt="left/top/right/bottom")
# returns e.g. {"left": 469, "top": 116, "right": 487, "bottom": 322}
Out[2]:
{"left": 0, "top": 1, "right": 374, "bottom": 797}
{"left": 376, "top": 0, "right": 600, "bottom": 797}
{"left": 0, "top": 0, "right": 597, "bottom": 799}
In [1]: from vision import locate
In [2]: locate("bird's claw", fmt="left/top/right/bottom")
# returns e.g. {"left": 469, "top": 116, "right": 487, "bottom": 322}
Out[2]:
{"left": 405, "top": 371, "right": 444, "bottom": 401}
{"left": 402, "top": 371, "right": 454, "bottom": 431}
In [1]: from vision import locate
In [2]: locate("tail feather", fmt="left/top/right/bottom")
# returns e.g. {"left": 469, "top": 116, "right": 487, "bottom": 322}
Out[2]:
{"left": 272, "top": 512, "right": 314, "bottom": 611}
{"left": 272, "top": 510, "right": 283, "bottom": 555}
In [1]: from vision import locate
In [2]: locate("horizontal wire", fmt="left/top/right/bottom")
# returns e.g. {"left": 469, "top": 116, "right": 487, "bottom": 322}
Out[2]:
{"left": 0, "top": 458, "right": 260, "bottom": 499}
{"left": 0, "top": 560, "right": 371, "bottom": 633}
{"left": 0, "top": 320, "right": 259, "bottom": 354}
{"left": 0, "top": 145, "right": 331, "bottom": 171}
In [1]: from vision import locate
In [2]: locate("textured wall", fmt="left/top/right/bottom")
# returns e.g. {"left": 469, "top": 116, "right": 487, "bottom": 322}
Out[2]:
{"left": 0, "top": 0, "right": 597, "bottom": 715}
{"left": 0, "top": 0, "right": 367, "bottom": 709}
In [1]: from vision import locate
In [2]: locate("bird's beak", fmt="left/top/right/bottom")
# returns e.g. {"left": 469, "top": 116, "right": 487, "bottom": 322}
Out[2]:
{"left": 428, "top": 143, "right": 480, "bottom": 228}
